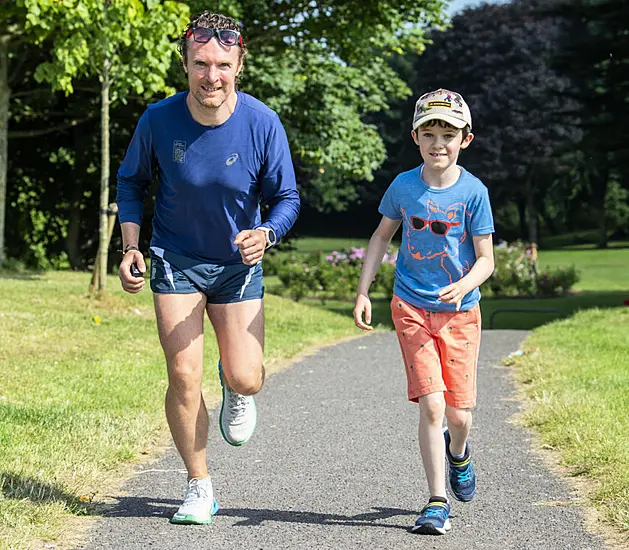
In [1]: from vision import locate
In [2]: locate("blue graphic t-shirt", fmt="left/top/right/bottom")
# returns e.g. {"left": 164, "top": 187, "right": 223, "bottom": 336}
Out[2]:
{"left": 379, "top": 165, "right": 494, "bottom": 312}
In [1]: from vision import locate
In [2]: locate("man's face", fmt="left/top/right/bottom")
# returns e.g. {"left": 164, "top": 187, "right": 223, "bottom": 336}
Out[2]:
{"left": 184, "top": 37, "right": 242, "bottom": 112}
{"left": 411, "top": 122, "right": 473, "bottom": 171}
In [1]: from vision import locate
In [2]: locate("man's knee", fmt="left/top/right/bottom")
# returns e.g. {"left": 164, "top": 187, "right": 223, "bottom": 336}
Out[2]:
{"left": 167, "top": 360, "right": 203, "bottom": 396}
{"left": 227, "top": 364, "right": 265, "bottom": 395}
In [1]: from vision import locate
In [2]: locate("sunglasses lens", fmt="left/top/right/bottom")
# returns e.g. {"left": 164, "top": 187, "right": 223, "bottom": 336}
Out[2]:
{"left": 217, "top": 30, "right": 238, "bottom": 46}
{"left": 192, "top": 27, "right": 213, "bottom": 43}
{"left": 431, "top": 222, "right": 448, "bottom": 235}
{"left": 412, "top": 218, "right": 426, "bottom": 230}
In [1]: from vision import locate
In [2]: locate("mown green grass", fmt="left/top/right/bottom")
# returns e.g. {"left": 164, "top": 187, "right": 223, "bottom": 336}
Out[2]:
{"left": 0, "top": 271, "right": 357, "bottom": 550}
{"left": 538, "top": 247, "right": 629, "bottom": 292}
{"left": 293, "top": 236, "right": 371, "bottom": 253}
{"left": 510, "top": 308, "right": 629, "bottom": 532}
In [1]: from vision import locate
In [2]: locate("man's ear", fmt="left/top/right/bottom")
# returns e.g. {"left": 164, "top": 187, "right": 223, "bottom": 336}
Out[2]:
{"left": 460, "top": 132, "right": 474, "bottom": 149}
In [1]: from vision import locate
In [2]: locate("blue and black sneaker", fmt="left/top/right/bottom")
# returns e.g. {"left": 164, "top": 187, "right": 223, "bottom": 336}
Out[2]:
{"left": 411, "top": 500, "right": 451, "bottom": 535}
{"left": 444, "top": 429, "right": 476, "bottom": 502}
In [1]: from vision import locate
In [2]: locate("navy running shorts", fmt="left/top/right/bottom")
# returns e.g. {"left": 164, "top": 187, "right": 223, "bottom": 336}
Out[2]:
{"left": 149, "top": 246, "right": 264, "bottom": 304}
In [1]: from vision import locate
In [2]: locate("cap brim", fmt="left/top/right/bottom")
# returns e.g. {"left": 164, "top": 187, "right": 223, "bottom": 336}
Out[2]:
{"left": 413, "top": 113, "right": 469, "bottom": 130}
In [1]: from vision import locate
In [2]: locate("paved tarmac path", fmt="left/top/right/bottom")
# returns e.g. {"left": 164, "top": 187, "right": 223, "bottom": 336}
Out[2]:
{"left": 79, "top": 330, "right": 606, "bottom": 550}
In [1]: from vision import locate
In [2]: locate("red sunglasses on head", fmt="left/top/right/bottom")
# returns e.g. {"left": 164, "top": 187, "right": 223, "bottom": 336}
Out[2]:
{"left": 185, "top": 27, "right": 244, "bottom": 48}
{"left": 411, "top": 216, "right": 461, "bottom": 236}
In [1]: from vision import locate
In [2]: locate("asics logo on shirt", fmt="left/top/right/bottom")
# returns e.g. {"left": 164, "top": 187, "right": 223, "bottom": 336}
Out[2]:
{"left": 226, "top": 153, "right": 239, "bottom": 166}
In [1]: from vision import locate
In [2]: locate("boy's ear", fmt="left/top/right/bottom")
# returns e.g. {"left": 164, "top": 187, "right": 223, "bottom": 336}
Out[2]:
{"left": 460, "top": 132, "right": 474, "bottom": 149}
{"left": 411, "top": 129, "right": 420, "bottom": 146}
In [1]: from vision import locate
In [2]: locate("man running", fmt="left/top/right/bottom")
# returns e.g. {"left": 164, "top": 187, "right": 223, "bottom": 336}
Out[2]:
{"left": 116, "top": 10, "right": 300, "bottom": 525}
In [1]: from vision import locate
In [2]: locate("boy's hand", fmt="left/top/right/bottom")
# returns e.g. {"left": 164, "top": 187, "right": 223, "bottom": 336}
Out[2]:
{"left": 438, "top": 282, "right": 466, "bottom": 311}
{"left": 353, "top": 293, "right": 373, "bottom": 331}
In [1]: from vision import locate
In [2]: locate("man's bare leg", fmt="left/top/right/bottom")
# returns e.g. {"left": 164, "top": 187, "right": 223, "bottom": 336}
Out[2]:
{"left": 154, "top": 292, "right": 209, "bottom": 479}
{"left": 207, "top": 298, "right": 264, "bottom": 445}
{"left": 207, "top": 298, "right": 265, "bottom": 393}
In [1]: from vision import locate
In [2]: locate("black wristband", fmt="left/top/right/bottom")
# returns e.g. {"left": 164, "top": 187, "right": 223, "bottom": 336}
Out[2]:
{"left": 123, "top": 245, "right": 139, "bottom": 254}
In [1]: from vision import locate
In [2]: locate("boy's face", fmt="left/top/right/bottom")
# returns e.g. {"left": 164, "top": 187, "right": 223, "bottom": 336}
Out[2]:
{"left": 411, "top": 122, "right": 474, "bottom": 171}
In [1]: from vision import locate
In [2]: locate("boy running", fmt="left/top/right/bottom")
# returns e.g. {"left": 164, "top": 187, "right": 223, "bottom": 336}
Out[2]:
{"left": 353, "top": 89, "right": 495, "bottom": 535}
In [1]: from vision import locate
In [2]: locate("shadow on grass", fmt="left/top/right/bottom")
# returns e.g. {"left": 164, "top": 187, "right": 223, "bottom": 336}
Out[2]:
{"left": 0, "top": 472, "right": 91, "bottom": 515}
{"left": 95, "top": 495, "right": 418, "bottom": 530}
{"left": 306, "top": 291, "right": 629, "bottom": 331}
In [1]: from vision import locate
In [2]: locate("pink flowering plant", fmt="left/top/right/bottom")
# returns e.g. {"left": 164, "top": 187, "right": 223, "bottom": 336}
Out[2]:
{"left": 482, "top": 241, "right": 579, "bottom": 297}
{"left": 268, "top": 247, "right": 397, "bottom": 302}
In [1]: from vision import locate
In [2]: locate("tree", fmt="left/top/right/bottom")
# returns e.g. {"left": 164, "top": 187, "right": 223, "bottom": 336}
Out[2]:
{"left": 4, "top": 0, "right": 450, "bottom": 268}
{"left": 0, "top": 1, "right": 51, "bottom": 268}
{"left": 181, "top": 0, "right": 448, "bottom": 211}
{"left": 548, "top": 0, "right": 629, "bottom": 247}
{"left": 29, "top": 0, "right": 189, "bottom": 291}
{"left": 366, "top": 0, "right": 582, "bottom": 243}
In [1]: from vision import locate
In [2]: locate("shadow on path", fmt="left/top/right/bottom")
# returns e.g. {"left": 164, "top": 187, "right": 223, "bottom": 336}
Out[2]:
{"left": 98, "top": 495, "right": 419, "bottom": 531}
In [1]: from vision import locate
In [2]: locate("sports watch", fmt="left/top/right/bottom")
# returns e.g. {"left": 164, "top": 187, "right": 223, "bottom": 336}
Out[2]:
{"left": 257, "top": 226, "right": 277, "bottom": 249}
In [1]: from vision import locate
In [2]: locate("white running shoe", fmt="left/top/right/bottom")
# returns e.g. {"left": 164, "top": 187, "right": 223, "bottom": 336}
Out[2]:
{"left": 218, "top": 362, "right": 257, "bottom": 446}
{"left": 170, "top": 477, "right": 219, "bottom": 525}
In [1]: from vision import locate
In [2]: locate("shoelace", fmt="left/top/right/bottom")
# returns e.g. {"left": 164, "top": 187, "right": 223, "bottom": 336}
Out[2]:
{"left": 228, "top": 389, "right": 248, "bottom": 422}
{"left": 421, "top": 505, "right": 447, "bottom": 518}
{"left": 183, "top": 479, "right": 209, "bottom": 504}
{"left": 455, "top": 465, "right": 472, "bottom": 483}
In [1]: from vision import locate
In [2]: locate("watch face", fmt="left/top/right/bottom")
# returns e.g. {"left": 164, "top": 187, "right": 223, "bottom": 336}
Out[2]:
{"left": 268, "top": 228, "right": 277, "bottom": 245}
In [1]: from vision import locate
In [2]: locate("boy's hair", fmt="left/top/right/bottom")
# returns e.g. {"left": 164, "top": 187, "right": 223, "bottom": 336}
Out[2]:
{"left": 419, "top": 118, "right": 471, "bottom": 141}
{"left": 178, "top": 11, "right": 247, "bottom": 67}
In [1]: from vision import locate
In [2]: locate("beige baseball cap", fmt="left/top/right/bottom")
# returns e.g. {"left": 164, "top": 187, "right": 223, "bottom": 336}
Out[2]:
{"left": 412, "top": 88, "right": 472, "bottom": 130}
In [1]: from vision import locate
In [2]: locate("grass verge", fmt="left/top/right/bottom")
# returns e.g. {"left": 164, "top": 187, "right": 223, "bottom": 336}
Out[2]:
{"left": 508, "top": 307, "right": 629, "bottom": 534}
{"left": 0, "top": 271, "right": 358, "bottom": 549}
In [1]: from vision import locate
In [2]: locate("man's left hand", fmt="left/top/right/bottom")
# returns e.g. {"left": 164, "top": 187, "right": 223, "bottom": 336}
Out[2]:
{"left": 234, "top": 229, "right": 267, "bottom": 266}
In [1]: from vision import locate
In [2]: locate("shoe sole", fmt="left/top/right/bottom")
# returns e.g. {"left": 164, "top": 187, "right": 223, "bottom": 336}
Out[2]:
{"left": 411, "top": 519, "right": 451, "bottom": 535}
{"left": 170, "top": 499, "right": 220, "bottom": 525}
{"left": 218, "top": 362, "right": 257, "bottom": 447}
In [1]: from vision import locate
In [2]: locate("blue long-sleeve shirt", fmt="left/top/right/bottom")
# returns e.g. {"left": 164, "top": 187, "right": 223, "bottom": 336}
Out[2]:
{"left": 117, "top": 91, "right": 300, "bottom": 264}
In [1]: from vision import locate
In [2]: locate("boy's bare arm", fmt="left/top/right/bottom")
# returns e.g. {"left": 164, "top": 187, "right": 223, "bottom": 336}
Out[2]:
{"left": 354, "top": 216, "right": 401, "bottom": 330}
{"left": 438, "top": 234, "right": 495, "bottom": 310}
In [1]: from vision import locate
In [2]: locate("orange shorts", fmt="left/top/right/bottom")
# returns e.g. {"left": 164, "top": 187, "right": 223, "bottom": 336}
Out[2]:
{"left": 391, "top": 294, "right": 481, "bottom": 408}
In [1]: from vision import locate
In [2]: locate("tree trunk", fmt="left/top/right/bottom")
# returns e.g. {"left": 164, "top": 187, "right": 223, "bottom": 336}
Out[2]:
{"left": 67, "top": 124, "right": 87, "bottom": 269}
{"left": 90, "top": 203, "right": 118, "bottom": 291}
{"left": 95, "top": 57, "right": 111, "bottom": 293}
{"left": 525, "top": 170, "right": 538, "bottom": 246}
{"left": 0, "top": 34, "right": 10, "bottom": 267}
{"left": 517, "top": 198, "right": 527, "bottom": 240}
{"left": 596, "top": 159, "right": 609, "bottom": 249}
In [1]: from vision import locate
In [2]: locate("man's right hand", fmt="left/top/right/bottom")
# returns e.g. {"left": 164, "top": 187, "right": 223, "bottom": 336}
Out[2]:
{"left": 118, "top": 250, "right": 146, "bottom": 293}
{"left": 353, "top": 293, "right": 373, "bottom": 331}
